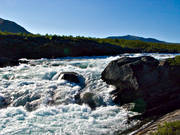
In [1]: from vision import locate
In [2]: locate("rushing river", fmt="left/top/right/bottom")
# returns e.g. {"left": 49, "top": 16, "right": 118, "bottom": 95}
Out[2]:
{"left": 0, "top": 53, "right": 179, "bottom": 135}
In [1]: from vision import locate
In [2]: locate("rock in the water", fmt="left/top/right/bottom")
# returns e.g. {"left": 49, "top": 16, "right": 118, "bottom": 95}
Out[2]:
{"left": 101, "top": 56, "right": 180, "bottom": 116}
{"left": 0, "top": 57, "right": 19, "bottom": 67}
{"left": 53, "top": 90, "right": 65, "bottom": 105}
{"left": 25, "top": 100, "right": 40, "bottom": 111}
{"left": 12, "top": 92, "right": 41, "bottom": 107}
{"left": 0, "top": 95, "right": 8, "bottom": 108}
{"left": 54, "top": 72, "right": 85, "bottom": 87}
{"left": 80, "top": 92, "right": 104, "bottom": 109}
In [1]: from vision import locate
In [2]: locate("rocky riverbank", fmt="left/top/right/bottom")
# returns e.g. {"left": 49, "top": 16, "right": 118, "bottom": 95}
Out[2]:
{"left": 101, "top": 55, "right": 180, "bottom": 134}
{"left": 133, "top": 109, "right": 180, "bottom": 135}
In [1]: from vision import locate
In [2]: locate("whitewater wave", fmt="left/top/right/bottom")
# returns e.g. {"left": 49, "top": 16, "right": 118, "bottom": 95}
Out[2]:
{"left": 0, "top": 53, "right": 179, "bottom": 135}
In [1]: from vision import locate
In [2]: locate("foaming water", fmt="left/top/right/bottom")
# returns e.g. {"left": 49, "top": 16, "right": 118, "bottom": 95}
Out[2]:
{"left": 0, "top": 53, "right": 179, "bottom": 135}
{"left": 0, "top": 105, "right": 138, "bottom": 135}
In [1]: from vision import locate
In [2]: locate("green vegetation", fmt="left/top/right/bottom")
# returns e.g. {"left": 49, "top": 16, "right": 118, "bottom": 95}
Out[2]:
{"left": 168, "top": 55, "right": 180, "bottom": 66}
{"left": 0, "top": 30, "right": 180, "bottom": 59}
{"left": 95, "top": 38, "right": 180, "bottom": 53}
{"left": 151, "top": 121, "right": 180, "bottom": 135}
{"left": 1, "top": 30, "right": 180, "bottom": 53}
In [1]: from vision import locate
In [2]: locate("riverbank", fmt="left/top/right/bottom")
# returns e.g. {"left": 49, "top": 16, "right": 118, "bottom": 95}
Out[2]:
{"left": 101, "top": 55, "right": 180, "bottom": 134}
{"left": 0, "top": 32, "right": 180, "bottom": 60}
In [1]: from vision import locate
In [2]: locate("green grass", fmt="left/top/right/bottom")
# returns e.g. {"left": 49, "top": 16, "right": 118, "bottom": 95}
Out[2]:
{"left": 168, "top": 55, "right": 180, "bottom": 66}
{"left": 151, "top": 121, "right": 180, "bottom": 135}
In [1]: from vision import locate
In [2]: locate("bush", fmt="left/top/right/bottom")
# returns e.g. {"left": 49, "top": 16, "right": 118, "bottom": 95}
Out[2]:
{"left": 151, "top": 121, "right": 180, "bottom": 135}
{"left": 168, "top": 55, "right": 180, "bottom": 66}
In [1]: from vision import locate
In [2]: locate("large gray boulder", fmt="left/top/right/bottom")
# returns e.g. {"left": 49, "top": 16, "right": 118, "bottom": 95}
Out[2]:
{"left": 101, "top": 56, "right": 180, "bottom": 116}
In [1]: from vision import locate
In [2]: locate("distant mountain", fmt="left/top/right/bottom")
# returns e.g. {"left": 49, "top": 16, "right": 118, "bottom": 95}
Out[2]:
{"left": 107, "top": 35, "right": 165, "bottom": 43}
{"left": 0, "top": 18, "right": 30, "bottom": 34}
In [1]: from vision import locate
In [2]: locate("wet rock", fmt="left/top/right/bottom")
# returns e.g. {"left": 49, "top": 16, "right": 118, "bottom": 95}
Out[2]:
{"left": 19, "top": 59, "right": 29, "bottom": 64}
{"left": 0, "top": 57, "right": 19, "bottom": 67}
{"left": 12, "top": 90, "right": 30, "bottom": 100}
{"left": 0, "top": 95, "right": 7, "bottom": 108}
{"left": 60, "top": 72, "right": 84, "bottom": 84}
{"left": 80, "top": 92, "right": 105, "bottom": 109}
{"left": 0, "top": 94, "right": 12, "bottom": 108}
{"left": 53, "top": 91, "right": 64, "bottom": 104}
{"left": 53, "top": 72, "right": 85, "bottom": 88}
{"left": 101, "top": 56, "right": 180, "bottom": 117}
{"left": 53, "top": 90, "right": 75, "bottom": 105}
{"left": 25, "top": 100, "right": 41, "bottom": 111}
{"left": 74, "top": 93, "right": 81, "bottom": 104}
{"left": 12, "top": 92, "right": 41, "bottom": 107}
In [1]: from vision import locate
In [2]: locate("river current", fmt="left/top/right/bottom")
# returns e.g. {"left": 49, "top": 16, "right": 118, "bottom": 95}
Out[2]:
{"left": 0, "top": 53, "right": 179, "bottom": 135}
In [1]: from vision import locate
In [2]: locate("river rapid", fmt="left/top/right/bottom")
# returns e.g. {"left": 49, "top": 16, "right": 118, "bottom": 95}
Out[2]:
{"left": 0, "top": 53, "right": 179, "bottom": 135}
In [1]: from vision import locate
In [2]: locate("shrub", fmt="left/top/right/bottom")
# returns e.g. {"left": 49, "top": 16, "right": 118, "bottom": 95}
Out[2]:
{"left": 151, "top": 121, "right": 180, "bottom": 135}
{"left": 168, "top": 55, "right": 180, "bottom": 66}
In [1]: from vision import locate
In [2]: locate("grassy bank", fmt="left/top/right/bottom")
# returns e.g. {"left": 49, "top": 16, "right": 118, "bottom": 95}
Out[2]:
{"left": 151, "top": 121, "right": 180, "bottom": 135}
{"left": 168, "top": 55, "right": 180, "bottom": 66}
{"left": 96, "top": 38, "right": 180, "bottom": 53}
{"left": 0, "top": 31, "right": 180, "bottom": 59}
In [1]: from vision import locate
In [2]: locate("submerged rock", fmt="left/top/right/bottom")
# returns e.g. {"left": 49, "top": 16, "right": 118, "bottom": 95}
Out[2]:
{"left": 25, "top": 100, "right": 41, "bottom": 111}
{"left": 12, "top": 92, "right": 41, "bottom": 107}
{"left": 0, "top": 94, "right": 11, "bottom": 109}
{"left": 101, "top": 56, "right": 180, "bottom": 117}
{"left": 53, "top": 90, "right": 65, "bottom": 105}
{"left": 0, "top": 95, "right": 8, "bottom": 108}
{"left": 80, "top": 92, "right": 105, "bottom": 109}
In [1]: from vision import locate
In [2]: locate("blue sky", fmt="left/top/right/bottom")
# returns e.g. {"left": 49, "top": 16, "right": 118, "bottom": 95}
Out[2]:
{"left": 0, "top": 0, "right": 180, "bottom": 42}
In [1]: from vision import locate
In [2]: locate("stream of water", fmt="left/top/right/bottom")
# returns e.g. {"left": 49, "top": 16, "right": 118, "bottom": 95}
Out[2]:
{"left": 0, "top": 53, "right": 179, "bottom": 135}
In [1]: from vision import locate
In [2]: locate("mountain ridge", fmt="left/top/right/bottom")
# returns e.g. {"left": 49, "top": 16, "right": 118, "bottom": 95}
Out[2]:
{"left": 0, "top": 18, "right": 179, "bottom": 44}
{"left": 0, "top": 18, "right": 30, "bottom": 34}
{"left": 107, "top": 35, "right": 165, "bottom": 43}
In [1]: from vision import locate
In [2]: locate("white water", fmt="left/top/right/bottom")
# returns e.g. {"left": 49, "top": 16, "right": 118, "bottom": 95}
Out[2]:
{"left": 0, "top": 53, "right": 179, "bottom": 135}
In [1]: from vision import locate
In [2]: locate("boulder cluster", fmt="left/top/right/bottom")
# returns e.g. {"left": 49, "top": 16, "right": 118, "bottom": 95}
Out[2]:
{"left": 0, "top": 71, "right": 104, "bottom": 111}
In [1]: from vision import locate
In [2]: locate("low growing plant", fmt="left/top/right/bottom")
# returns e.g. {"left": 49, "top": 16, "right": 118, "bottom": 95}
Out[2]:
{"left": 151, "top": 121, "right": 180, "bottom": 135}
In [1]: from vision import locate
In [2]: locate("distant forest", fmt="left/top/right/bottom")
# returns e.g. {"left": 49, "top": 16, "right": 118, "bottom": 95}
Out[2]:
{"left": 0, "top": 31, "right": 180, "bottom": 59}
